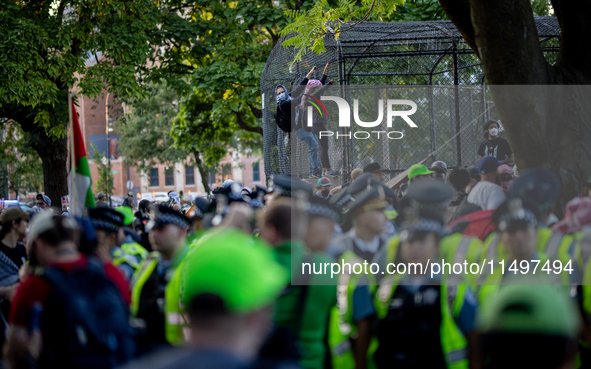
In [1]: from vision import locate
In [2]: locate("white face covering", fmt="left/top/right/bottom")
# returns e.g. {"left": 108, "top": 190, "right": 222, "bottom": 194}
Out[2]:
{"left": 488, "top": 127, "right": 499, "bottom": 137}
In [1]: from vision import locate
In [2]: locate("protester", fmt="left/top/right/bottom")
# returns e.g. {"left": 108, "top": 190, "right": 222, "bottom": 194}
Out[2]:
{"left": 329, "top": 167, "right": 363, "bottom": 196}
{"left": 0, "top": 208, "right": 28, "bottom": 353}
{"left": 477, "top": 120, "right": 514, "bottom": 164}
{"left": 96, "top": 192, "right": 109, "bottom": 208}
{"left": 315, "top": 177, "right": 332, "bottom": 199}
{"left": 131, "top": 205, "right": 191, "bottom": 352}
{"left": 122, "top": 192, "right": 136, "bottom": 210}
{"left": 466, "top": 165, "right": 481, "bottom": 193}
{"left": 407, "top": 164, "right": 434, "bottom": 183}
{"left": 35, "top": 194, "right": 51, "bottom": 211}
{"left": 466, "top": 157, "right": 505, "bottom": 210}
{"left": 363, "top": 162, "right": 384, "bottom": 182}
{"left": 479, "top": 284, "right": 579, "bottom": 369}
{"left": 497, "top": 164, "right": 515, "bottom": 195}
{"left": 6, "top": 213, "right": 133, "bottom": 369}
{"left": 430, "top": 160, "right": 448, "bottom": 182}
{"left": 446, "top": 167, "right": 475, "bottom": 224}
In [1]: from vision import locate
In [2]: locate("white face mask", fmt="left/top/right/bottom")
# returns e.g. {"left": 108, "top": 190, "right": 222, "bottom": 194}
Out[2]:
{"left": 488, "top": 128, "right": 499, "bottom": 137}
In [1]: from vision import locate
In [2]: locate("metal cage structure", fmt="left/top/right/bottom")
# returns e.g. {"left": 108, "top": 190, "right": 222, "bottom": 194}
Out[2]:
{"left": 260, "top": 17, "right": 561, "bottom": 182}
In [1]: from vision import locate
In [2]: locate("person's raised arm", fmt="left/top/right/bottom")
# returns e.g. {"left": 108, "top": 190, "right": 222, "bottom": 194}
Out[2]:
{"left": 320, "top": 62, "right": 329, "bottom": 85}
{"left": 292, "top": 66, "right": 317, "bottom": 97}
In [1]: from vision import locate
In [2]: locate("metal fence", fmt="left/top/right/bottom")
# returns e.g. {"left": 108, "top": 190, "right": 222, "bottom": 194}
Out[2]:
{"left": 261, "top": 18, "right": 561, "bottom": 182}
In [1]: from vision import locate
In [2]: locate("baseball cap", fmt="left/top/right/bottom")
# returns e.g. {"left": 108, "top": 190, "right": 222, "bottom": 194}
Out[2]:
{"left": 96, "top": 192, "right": 106, "bottom": 199}
{"left": 318, "top": 177, "right": 331, "bottom": 187}
{"left": 430, "top": 161, "right": 448, "bottom": 171}
{"left": 36, "top": 194, "right": 51, "bottom": 206}
{"left": 478, "top": 156, "right": 500, "bottom": 175}
{"left": 0, "top": 207, "right": 29, "bottom": 225}
{"left": 479, "top": 283, "right": 579, "bottom": 337}
{"left": 181, "top": 229, "right": 288, "bottom": 313}
{"left": 115, "top": 206, "right": 135, "bottom": 226}
{"left": 408, "top": 164, "right": 435, "bottom": 180}
{"left": 363, "top": 162, "right": 383, "bottom": 173}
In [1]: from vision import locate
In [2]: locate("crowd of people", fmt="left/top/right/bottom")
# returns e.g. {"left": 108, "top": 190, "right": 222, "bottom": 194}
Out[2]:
{"left": 0, "top": 153, "right": 590, "bottom": 369}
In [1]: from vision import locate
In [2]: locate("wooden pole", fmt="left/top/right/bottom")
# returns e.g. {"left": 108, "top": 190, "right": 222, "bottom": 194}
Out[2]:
{"left": 69, "top": 93, "right": 77, "bottom": 215}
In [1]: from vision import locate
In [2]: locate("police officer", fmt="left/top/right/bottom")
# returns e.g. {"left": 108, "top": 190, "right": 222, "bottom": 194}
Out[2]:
{"left": 88, "top": 207, "right": 138, "bottom": 280}
{"left": 330, "top": 185, "right": 391, "bottom": 264}
{"left": 131, "top": 205, "right": 191, "bottom": 352}
{"left": 380, "top": 180, "right": 482, "bottom": 286}
{"left": 374, "top": 209, "right": 478, "bottom": 369}
{"left": 116, "top": 206, "right": 148, "bottom": 266}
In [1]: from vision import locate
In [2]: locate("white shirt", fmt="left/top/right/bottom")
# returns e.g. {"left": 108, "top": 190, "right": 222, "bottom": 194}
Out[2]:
{"left": 467, "top": 180, "right": 506, "bottom": 210}
{"left": 353, "top": 232, "right": 380, "bottom": 254}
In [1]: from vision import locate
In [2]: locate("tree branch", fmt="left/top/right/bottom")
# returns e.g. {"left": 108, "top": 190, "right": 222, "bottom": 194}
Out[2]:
{"left": 234, "top": 112, "right": 262, "bottom": 135}
{"left": 247, "top": 103, "right": 262, "bottom": 119}
{"left": 437, "top": 0, "right": 479, "bottom": 58}
{"left": 469, "top": 0, "right": 550, "bottom": 84}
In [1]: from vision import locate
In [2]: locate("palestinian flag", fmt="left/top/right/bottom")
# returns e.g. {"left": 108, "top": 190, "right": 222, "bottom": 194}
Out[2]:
{"left": 69, "top": 99, "right": 95, "bottom": 214}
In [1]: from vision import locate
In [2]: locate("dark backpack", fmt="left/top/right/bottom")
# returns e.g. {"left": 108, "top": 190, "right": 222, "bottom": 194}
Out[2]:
{"left": 38, "top": 257, "right": 135, "bottom": 369}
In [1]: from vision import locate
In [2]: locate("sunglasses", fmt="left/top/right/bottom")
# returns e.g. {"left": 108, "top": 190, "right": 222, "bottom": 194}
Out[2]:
{"left": 36, "top": 202, "right": 46, "bottom": 206}
{"left": 499, "top": 173, "right": 513, "bottom": 182}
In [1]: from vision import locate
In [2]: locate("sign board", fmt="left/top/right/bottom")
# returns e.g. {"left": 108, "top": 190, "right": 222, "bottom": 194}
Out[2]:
{"left": 126, "top": 181, "right": 134, "bottom": 190}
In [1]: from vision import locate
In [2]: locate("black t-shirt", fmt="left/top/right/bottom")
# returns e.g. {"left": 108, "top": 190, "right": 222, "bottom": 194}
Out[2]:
{"left": 477, "top": 136, "right": 512, "bottom": 161}
{"left": 0, "top": 241, "right": 27, "bottom": 268}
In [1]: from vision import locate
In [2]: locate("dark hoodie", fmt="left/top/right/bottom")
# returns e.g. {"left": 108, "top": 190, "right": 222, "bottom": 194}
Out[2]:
{"left": 275, "top": 76, "right": 332, "bottom": 132}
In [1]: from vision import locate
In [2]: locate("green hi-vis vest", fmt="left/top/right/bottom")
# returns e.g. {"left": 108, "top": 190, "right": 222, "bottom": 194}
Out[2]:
{"left": 385, "top": 233, "right": 481, "bottom": 284}
{"left": 130, "top": 247, "right": 190, "bottom": 345}
{"left": 328, "top": 251, "right": 376, "bottom": 369}
{"left": 375, "top": 274, "right": 469, "bottom": 369}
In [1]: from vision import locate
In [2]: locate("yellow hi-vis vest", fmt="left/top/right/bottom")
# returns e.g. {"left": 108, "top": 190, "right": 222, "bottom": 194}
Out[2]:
{"left": 121, "top": 242, "right": 148, "bottom": 263}
{"left": 130, "top": 248, "right": 189, "bottom": 345}
{"left": 375, "top": 274, "right": 469, "bottom": 369}
{"left": 328, "top": 251, "right": 376, "bottom": 369}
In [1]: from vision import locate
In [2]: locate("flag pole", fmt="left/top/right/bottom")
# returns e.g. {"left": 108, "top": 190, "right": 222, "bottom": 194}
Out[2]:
{"left": 68, "top": 92, "right": 77, "bottom": 215}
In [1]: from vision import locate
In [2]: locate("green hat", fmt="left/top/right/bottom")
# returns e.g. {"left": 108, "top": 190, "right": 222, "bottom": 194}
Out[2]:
{"left": 116, "top": 206, "right": 135, "bottom": 226}
{"left": 181, "top": 229, "right": 288, "bottom": 314}
{"left": 479, "top": 283, "right": 580, "bottom": 337}
{"left": 408, "top": 164, "right": 434, "bottom": 180}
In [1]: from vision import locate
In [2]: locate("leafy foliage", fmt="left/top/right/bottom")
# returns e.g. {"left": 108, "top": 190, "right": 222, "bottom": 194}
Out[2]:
{"left": 90, "top": 143, "right": 115, "bottom": 199}
{"left": 0, "top": 122, "right": 44, "bottom": 197}
{"left": 116, "top": 84, "right": 190, "bottom": 172}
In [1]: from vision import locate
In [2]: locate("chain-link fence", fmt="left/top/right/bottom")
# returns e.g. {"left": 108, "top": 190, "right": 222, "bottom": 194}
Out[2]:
{"left": 261, "top": 18, "right": 560, "bottom": 183}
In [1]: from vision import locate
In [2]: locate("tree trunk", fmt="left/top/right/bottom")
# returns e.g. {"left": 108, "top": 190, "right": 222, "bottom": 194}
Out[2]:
{"left": 438, "top": 0, "right": 591, "bottom": 217}
{"left": 194, "top": 151, "right": 211, "bottom": 194}
{"left": 29, "top": 125, "right": 69, "bottom": 208}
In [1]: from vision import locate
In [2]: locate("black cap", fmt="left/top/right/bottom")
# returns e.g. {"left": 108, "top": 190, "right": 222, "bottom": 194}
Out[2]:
{"left": 492, "top": 198, "right": 538, "bottom": 232}
{"left": 363, "top": 162, "right": 383, "bottom": 173}
{"left": 88, "top": 208, "right": 124, "bottom": 232}
{"left": 405, "top": 180, "right": 455, "bottom": 211}
{"left": 271, "top": 175, "right": 313, "bottom": 197}
{"left": 330, "top": 188, "right": 355, "bottom": 211}
{"left": 154, "top": 205, "right": 190, "bottom": 229}
{"left": 307, "top": 196, "right": 340, "bottom": 223}
{"left": 346, "top": 186, "right": 389, "bottom": 219}
{"left": 508, "top": 168, "right": 560, "bottom": 212}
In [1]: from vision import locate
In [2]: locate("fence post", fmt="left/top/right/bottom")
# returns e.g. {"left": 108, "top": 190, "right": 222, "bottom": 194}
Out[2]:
{"left": 452, "top": 40, "right": 462, "bottom": 166}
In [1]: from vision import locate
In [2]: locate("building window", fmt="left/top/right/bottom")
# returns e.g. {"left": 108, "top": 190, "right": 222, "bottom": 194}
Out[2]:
{"left": 222, "top": 164, "right": 232, "bottom": 182}
{"left": 253, "top": 162, "right": 260, "bottom": 182}
{"left": 185, "top": 166, "right": 195, "bottom": 186}
{"left": 149, "top": 168, "right": 159, "bottom": 187}
{"left": 208, "top": 167, "right": 216, "bottom": 187}
{"left": 165, "top": 167, "right": 174, "bottom": 186}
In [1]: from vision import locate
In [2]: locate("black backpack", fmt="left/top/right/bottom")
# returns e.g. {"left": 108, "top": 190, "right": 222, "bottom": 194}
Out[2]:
{"left": 38, "top": 257, "right": 135, "bottom": 369}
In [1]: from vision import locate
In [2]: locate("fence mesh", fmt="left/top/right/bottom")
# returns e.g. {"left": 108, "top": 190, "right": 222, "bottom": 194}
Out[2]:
{"left": 261, "top": 18, "right": 561, "bottom": 183}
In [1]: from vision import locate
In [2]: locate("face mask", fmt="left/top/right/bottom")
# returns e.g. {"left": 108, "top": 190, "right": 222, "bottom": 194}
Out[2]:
{"left": 488, "top": 128, "right": 499, "bottom": 137}
{"left": 276, "top": 92, "right": 288, "bottom": 103}
{"left": 321, "top": 189, "right": 330, "bottom": 197}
